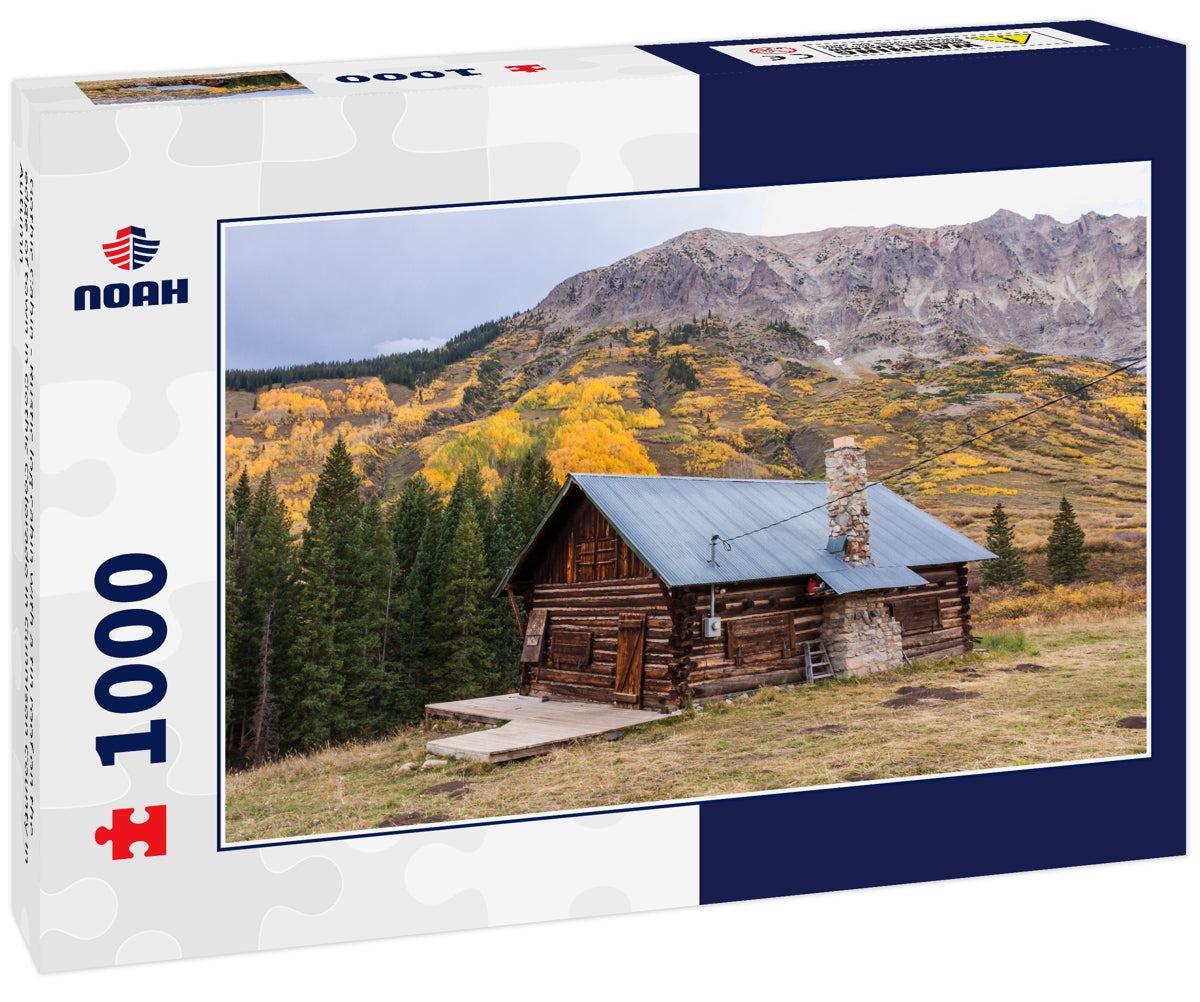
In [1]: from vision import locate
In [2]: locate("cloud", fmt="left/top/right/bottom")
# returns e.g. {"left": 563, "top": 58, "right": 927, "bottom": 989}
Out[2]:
{"left": 373, "top": 337, "right": 445, "bottom": 356}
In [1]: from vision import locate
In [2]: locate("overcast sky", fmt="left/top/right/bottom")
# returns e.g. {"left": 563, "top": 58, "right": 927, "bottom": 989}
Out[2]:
{"left": 222, "top": 161, "right": 1149, "bottom": 370}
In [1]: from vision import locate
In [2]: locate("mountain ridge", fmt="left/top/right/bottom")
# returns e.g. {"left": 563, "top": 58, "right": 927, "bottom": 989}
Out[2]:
{"left": 532, "top": 210, "right": 1145, "bottom": 362}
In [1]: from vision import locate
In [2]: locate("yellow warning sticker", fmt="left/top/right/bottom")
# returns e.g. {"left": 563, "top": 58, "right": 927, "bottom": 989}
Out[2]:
{"left": 713, "top": 27, "right": 1106, "bottom": 67}
{"left": 971, "top": 34, "right": 1032, "bottom": 45}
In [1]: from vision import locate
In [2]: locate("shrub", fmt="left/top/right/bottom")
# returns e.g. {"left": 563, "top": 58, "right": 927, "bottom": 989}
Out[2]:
{"left": 975, "top": 580, "right": 1144, "bottom": 623}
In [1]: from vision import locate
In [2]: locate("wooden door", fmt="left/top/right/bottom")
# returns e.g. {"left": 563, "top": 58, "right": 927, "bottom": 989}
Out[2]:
{"left": 613, "top": 613, "right": 646, "bottom": 707}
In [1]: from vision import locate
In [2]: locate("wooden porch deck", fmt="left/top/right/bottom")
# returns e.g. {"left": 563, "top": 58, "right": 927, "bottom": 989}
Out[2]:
{"left": 424, "top": 694, "right": 668, "bottom": 763}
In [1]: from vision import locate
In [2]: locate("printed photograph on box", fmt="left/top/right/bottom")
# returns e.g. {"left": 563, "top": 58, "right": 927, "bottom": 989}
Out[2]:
{"left": 220, "top": 163, "right": 1149, "bottom": 844}
{"left": 76, "top": 69, "right": 310, "bottom": 104}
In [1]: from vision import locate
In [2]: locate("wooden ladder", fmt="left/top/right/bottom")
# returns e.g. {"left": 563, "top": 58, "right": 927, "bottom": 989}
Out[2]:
{"left": 803, "top": 641, "right": 835, "bottom": 683}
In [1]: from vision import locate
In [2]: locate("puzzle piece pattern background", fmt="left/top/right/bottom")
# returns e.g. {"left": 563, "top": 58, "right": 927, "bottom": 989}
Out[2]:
{"left": 15, "top": 46, "right": 702, "bottom": 970}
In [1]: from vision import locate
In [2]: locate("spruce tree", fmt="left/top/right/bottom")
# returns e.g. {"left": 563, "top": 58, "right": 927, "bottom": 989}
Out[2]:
{"left": 350, "top": 494, "right": 402, "bottom": 733}
{"left": 223, "top": 521, "right": 249, "bottom": 762}
{"left": 388, "top": 472, "right": 442, "bottom": 585}
{"left": 285, "top": 532, "right": 343, "bottom": 750}
{"left": 1046, "top": 495, "right": 1090, "bottom": 585}
{"left": 981, "top": 502, "right": 1026, "bottom": 587}
{"left": 427, "top": 504, "right": 495, "bottom": 702}
{"left": 533, "top": 457, "right": 559, "bottom": 515}
{"left": 515, "top": 453, "right": 541, "bottom": 537}
{"left": 231, "top": 467, "right": 253, "bottom": 526}
{"left": 489, "top": 471, "right": 527, "bottom": 690}
{"left": 397, "top": 510, "right": 444, "bottom": 709}
{"left": 241, "top": 472, "right": 297, "bottom": 765}
{"left": 293, "top": 437, "right": 366, "bottom": 745}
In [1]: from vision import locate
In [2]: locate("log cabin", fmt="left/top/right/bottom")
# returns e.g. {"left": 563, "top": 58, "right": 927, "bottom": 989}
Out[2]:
{"left": 497, "top": 437, "right": 995, "bottom": 710}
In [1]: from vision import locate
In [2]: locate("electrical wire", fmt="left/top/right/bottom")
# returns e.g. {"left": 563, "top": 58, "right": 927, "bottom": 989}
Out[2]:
{"left": 716, "top": 355, "right": 1146, "bottom": 548}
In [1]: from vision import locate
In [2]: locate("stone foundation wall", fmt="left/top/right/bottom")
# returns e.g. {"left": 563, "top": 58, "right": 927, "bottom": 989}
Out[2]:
{"left": 822, "top": 593, "right": 904, "bottom": 678}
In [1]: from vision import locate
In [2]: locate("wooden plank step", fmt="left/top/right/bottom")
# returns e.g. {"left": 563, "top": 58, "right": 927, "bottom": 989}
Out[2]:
{"left": 424, "top": 693, "right": 668, "bottom": 763}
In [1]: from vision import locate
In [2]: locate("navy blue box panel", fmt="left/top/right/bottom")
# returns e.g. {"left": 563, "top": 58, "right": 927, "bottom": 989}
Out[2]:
{"left": 699, "top": 760, "right": 1185, "bottom": 905}
{"left": 643, "top": 21, "right": 1185, "bottom": 190}
{"left": 641, "top": 20, "right": 1180, "bottom": 76}
{"left": 641, "top": 21, "right": 1186, "bottom": 907}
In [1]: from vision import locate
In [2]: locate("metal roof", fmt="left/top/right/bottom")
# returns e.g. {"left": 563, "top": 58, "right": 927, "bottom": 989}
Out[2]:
{"left": 517, "top": 473, "right": 994, "bottom": 593}
{"left": 817, "top": 565, "right": 928, "bottom": 595}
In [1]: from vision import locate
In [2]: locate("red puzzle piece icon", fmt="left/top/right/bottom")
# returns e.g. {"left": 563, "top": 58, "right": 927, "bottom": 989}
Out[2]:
{"left": 95, "top": 805, "right": 167, "bottom": 860}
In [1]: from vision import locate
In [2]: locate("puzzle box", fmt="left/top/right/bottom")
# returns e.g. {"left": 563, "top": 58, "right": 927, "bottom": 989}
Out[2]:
{"left": 11, "top": 20, "right": 1183, "bottom": 971}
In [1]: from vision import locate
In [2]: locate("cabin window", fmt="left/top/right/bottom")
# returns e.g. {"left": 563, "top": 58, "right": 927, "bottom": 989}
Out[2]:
{"left": 575, "top": 536, "right": 617, "bottom": 582}
{"left": 887, "top": 595, "right": 942, "bottom": 633}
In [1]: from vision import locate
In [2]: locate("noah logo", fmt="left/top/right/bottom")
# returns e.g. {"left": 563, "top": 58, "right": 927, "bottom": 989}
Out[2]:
{"left": 74, "top": 225, "right": 187, "bottom": 312}
{"left": 102, "top": 225, "right": 160, "bottom": 270}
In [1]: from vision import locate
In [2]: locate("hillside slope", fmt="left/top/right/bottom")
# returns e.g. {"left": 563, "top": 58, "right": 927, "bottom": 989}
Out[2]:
{"left": 225, "top": 210, "right": 1146, "bottom": 560}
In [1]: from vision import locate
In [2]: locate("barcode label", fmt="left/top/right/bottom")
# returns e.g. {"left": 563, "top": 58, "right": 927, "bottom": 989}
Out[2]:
{"left": 713, "top": 27, "right": 1105, "bottom": 67}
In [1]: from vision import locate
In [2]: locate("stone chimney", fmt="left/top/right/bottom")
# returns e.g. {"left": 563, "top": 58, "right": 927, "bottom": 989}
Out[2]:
{"left": 825, "top": 435, "right": 872, "bottom": 566}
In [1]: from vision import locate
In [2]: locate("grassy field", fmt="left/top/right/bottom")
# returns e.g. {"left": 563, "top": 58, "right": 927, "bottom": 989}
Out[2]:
{"left": 225, "top": 613, "right": 1147, "bottom": 843}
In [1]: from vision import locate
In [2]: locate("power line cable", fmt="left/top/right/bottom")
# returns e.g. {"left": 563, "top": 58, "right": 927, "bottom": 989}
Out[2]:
{"left": 716, "top": 355, "right": 1146, "bottom": 548}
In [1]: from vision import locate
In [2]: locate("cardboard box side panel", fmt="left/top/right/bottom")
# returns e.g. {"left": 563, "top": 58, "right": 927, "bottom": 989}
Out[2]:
{"left": 695, "top": 40, "right": 1185, "bottom": 906}
{"left": 11, "top": 86, "right": 41, "bottom": 963}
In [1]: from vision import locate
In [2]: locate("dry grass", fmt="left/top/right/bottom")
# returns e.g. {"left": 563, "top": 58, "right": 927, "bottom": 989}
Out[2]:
{"left": 975, "top": 579, "right": 1146, "bottom": 625}
{"left": 225, "top": 615, "right": 1147, "bottom": 843}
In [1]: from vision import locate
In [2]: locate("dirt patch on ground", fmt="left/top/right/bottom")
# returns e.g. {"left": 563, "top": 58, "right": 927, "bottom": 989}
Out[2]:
{"left": 1117, "top": 715, "right": 1146, "bottom": 729}
{"left": 377, "top": 812, "right": 450, "bottom": 828}
{"left": 843, "top": 771, "right": 878, "bottom": 782}
{"left": 420, "top": 781, "right": 470, "bottom": 799}
{"left": 881, "top": 686, "right": 981, "bottom": 708}
{"left": 801, "top": 724, "right": 849, "bottom": 736}
{"left": 1000, "top": 663, "right": 1051, "bottom": 674}
{"left": 953, "top": 668, "right": 985, "bottom": 679}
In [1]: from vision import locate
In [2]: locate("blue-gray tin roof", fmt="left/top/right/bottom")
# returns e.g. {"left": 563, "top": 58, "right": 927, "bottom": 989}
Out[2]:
{"left": 534, "top": 473, "right": 994, "bottom": 592}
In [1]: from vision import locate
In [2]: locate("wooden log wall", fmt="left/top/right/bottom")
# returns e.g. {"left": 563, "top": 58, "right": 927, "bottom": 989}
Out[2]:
{"left": 882, "top": 563, "right": 972, "bottom": 660}
{"left": 674, "top": 581, "right": 824, "bottom": 698}
{"left": 523, "top": 577, "right": 682, "bottom": 709}
{"left": 524, "top": 490, "right": 651, "bottom": 586}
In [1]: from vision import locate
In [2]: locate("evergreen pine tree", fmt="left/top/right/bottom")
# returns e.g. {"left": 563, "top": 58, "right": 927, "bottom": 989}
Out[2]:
{"left": 533, "top": 457, "right": 559, "bottom": 516}
{"left": 515, "top": 453, "right": 541, "bottom": 536}
{"left": 223, "top": 519, "right": 249, "bottom": 762}
{"left": 388, "top": 472, "right": 442, "bottom": 585}
{"left": 427, "top": 504, "right": 496, "bottom": 701}
{"left": 489, "top": 471, "right": 527, "bottom": 691}
{"left": 397, "top": 510, "right": 443, "bottom": 709}
{"left": 304, "top": 437, "right": 362, "bottom": 562}
{"left": 490, "top": 470, "right": 526, "bottom": 576}
{"left": 350, "top": 494, "right": 403, "bottom": 732}
{"left": 285, "top": 532, "right": 343, "bottom": 751}
{"left": 231, "top": 467, "right": 253, "bottom": 526}
{"left": 981, "top": 502, "right": 1026, "bottom": 587}
{"left": 241, "top": 472, "right": 297, "bottom": 765}
{"left": 293, "top": 437, "right": 367, "bottom": 744}
{"left": 1046, "top": 495, "right": 1090, "bottom": 585}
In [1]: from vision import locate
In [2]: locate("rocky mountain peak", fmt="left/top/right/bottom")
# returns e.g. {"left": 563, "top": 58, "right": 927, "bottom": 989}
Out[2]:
{"left": 531, "top": 210, "right": 1145, "bottom": 361}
